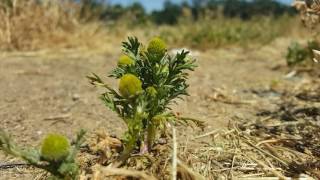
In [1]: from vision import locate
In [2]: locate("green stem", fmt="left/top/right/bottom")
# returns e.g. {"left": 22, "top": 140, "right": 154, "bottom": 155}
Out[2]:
{"left": 116, "top": 138, "right": 136, "bottom": 167}
{"left": 146, "top": 123, "right": 156, "bottom": 151}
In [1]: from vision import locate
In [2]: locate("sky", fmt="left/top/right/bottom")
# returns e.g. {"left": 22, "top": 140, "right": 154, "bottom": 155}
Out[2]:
{"left": 109, "top": 0, "right": 293, "bottom": 12}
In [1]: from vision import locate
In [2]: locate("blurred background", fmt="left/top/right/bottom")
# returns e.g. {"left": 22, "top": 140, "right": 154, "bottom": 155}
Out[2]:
{"left": 0, "top": 0, "right": 308, "bottom": 52}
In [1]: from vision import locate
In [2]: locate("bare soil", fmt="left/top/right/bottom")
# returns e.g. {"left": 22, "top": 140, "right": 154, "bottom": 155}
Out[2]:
{"left": 0, "top": 38, "right": 318, "bottom": 179}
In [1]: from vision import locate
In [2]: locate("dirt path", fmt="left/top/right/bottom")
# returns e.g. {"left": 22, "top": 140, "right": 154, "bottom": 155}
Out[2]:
{"left": 0, "top": 38, "right": 306, "bottom": 179}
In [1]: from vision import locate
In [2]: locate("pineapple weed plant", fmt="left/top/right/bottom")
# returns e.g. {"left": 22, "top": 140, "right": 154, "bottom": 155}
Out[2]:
{"left": 0, "top": 129, "right": 85, "bottom": 179}
{"left": 88, "top": 36, "right": 203, "bottom": 163}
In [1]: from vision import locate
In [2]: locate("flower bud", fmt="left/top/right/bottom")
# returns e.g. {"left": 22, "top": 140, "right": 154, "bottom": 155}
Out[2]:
{"left": 118, "top": 55, "right": 135, "bottom": 67}
{"left": 161, "top": 65, "right": 169, "bottom": 74}
{"left": 146, "top": 86, "right": 157, "bottom": 97}
{"left": 147, "top": 37, "right": 167, "bottom": 62}
{"left": 119, "top": 74, "right": 143, "bottom": 98}
{"left": 41, "top": 134, "right": 70, "bottom": 162}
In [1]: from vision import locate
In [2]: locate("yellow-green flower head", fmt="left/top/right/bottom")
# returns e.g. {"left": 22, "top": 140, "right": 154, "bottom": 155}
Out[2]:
{"left": 147, "top": 37, "right": 167, "bottom": 61}
{"left": 118, "top": 55, "right": 135, "bottom": 67}
{"left": 146, "top": 86, "right": 157, "bottom": 97}
{"left": 119, "top": 74, "right": 143, "bottom": 98}
{"left": 41, "top": 134, "right": 70, "bottom": 162}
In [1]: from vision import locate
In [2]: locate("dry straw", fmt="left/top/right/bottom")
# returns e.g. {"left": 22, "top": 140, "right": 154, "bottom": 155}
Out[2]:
{"left": 0, "top": 0, "right": 109, "bottom": 52}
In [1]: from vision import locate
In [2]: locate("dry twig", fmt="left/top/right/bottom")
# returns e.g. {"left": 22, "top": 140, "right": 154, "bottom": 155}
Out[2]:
{"left": 93, "top": 165, "right": 157, "bottom": 180}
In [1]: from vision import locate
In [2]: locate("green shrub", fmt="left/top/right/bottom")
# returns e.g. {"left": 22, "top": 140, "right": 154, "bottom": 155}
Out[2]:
{"left": 88, "top": 37, "right": 203, "bottom": 163}
{"left": 157, "top": 17, "right": 293, "bottom": 49}
{"left": 286, "top": 40, "right": 320, "bottom": 66}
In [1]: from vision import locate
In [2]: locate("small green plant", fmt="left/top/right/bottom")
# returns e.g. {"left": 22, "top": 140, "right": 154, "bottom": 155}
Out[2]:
{"left": 88, "top": 36, "right": 203, "bottom": 162}
{"left": 0, "top": 129, "right": 85, "bottom": 180}
{"left": 286, "top": 40, "right": 320, "bottom": 66}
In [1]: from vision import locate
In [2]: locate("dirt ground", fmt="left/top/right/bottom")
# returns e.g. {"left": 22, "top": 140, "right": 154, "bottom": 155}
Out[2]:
{"left": 0, "top": 38, "right": 317, "bottom": 179}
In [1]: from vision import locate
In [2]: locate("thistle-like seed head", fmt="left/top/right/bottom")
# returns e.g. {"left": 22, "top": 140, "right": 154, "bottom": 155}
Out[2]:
{"left": 119, "top": 74, "right": 143, "bottom": 98}
{"left": 146, "top": 86, "right": 157, "bottom": 97}
{"left": 118, "top": 55, "right": 135, "bottom": 67}
{"left": 41, "top": 134, "right": 70, "bottom": 162}
{"left": 147, "top": 37, "right": 167, "bottom": 61}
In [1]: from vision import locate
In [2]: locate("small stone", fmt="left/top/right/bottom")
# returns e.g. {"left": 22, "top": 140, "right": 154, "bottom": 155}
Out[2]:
{"left": 72, "top": 94, "right": 80, "bottom": 101}
{"left": 158, "top": 138, "right": 167, "bottom": 145}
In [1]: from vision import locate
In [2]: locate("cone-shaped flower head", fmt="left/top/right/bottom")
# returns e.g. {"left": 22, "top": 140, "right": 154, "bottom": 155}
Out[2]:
{"left": 119, "top": 74, "right": 143, "bottom": 98}
{"left": 41, "top": 134, "right": 70, "bottom": 162}
{"left": 146, "top": 86, "right": 157, "bottom": 97}
{"left": 118, "top": 55, "right": 135, "bottom": 67}
{"left": 147, "top": 37, "right": 167, "bottom": 62}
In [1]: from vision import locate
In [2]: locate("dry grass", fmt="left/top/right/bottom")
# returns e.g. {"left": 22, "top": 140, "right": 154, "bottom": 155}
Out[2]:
{"left": 0, "top": 1, "right": 308, "bottom": 53}
{"left": 106, "top": 16, "right": 307, "bottom": 51}
{"left": 0, "top": 0, "right": 111, "bottom": 52}
{"left": 178, "top": 78, "right": 320, "bottom": 179}
{"left": 76, "top": 110, "right": 320, "bottom": 180}
{"left": 179, "top": 123, "right": 319, "bottom": 179}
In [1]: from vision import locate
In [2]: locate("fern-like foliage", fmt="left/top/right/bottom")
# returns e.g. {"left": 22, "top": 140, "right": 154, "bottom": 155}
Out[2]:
{"left": 88, "top": 36, "right": 203, "bottom": 163}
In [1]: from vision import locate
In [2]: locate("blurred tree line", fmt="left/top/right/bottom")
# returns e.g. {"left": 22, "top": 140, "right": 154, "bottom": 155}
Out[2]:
{"left": 78, "top": 0, "right": 297, "bottom": 25}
